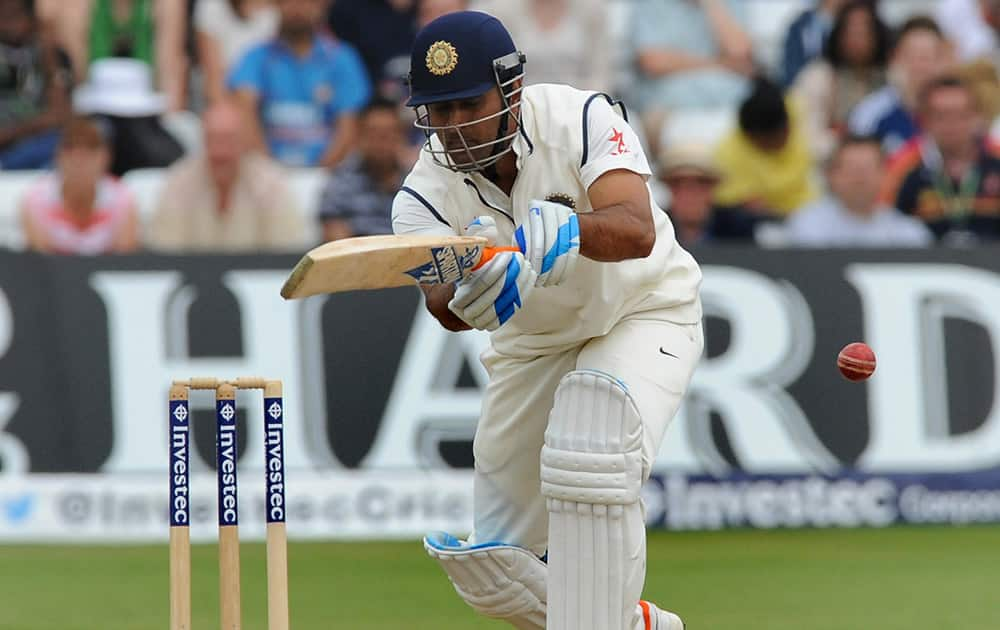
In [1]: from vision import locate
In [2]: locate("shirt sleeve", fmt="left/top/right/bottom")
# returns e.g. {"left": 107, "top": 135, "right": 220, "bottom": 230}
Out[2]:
{"left": 331, "top": 43, "right": 372, "bottom": 115}
{"left": 847, "top": 94, "right": 881, "bottom": 137}
{"left": 578, "top": 96, "right": 652, "bottom": 190}
{"left": 391, "top": 187, "right": 455, "bottom": 237}
{"left": 193, "top": 0, "right": 220, "bottom": 33}
{"left": 226, "top": 45, "right": 264, "bottom": 93}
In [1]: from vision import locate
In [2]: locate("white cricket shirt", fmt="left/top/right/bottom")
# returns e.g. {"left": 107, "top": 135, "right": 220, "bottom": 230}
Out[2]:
{"left": 392, "top": 83, "right": 702, "bottom": 357}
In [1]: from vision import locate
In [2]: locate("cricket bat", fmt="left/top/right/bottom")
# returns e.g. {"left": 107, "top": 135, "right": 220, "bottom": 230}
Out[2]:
{"left": 280, "top": 234, "right": 520, "bottom": 299}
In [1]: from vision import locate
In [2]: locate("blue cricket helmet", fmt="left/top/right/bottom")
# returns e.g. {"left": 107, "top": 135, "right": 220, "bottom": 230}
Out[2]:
{"left": 407, "top": 11, "right": 522, "bottom": 107}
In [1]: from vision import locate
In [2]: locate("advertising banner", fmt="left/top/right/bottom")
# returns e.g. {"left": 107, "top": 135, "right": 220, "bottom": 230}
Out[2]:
{"left": 2, "top": 248, "right": 1000, "bottom": 540}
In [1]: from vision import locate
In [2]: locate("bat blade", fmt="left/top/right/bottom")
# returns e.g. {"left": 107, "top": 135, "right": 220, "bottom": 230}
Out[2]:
{"left": 280, "top": 234, "right": 495, "bottom": 299}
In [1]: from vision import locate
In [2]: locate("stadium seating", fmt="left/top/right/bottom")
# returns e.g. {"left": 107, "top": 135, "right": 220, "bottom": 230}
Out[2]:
{"left": 0, "top": 0, "right": 960, "bottom": 251}
{"left": 0, "top": 165, "right": 327, "bottom": 251}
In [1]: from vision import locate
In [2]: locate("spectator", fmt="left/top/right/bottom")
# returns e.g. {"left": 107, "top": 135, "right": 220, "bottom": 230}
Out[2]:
{"left": 149, "top": 98, "right": 305, "bottom": 252}
{"left": 883, "top": 76, "right": 1000, "bottom": 244}
{"left": 792, "top": 0, "right": 890, "bottom": 160}
{"left": 0, "top": 0, "right": 70, "bottom": 170}
{"left": 935, "top": 0, "right": 997, "bottom": 63}
{"left": 782, "top": 0, "right": 849, "bottom": 88}
{"left": 327, "top": 0, "right": 416, "bottom": 103}
{"left": 848, "top": 16, "right": 953, "bottom": 156}
{"left": 38, "top": 0, "right": 188, "bottom": 111}
{"left": 784, "top": 135, "right": 932, "bottom": 246}
{"left": 72, "top": 57, "right": 185, "bottom": 175}
{"left": 658, "top": 143, "right": 761, "bottom": 247}
{"left": 629, "top": 0, "right": 753, "bottom": 116}
{"left": 228, "top": 0, "right": 371, "bottom": 168}
{"left": 958, "top": 58, "right": 1000, "bottom": 123}
{"left": 477, "top": 0, "right": 609, "bottom": 93}
{"left": 418, "top": 0, "right": 468, "bottom": 28}
{"left": 319, "top": 97, "right": 405, "bottom": 240}
{"left": 20, "top": 115, "right": 139, "bottom": 254}
{"left": 714, "top": 77, "right": 819, "bottom": 215}
{"left": 195, "top": 0, "right": 278, "bottom": 105}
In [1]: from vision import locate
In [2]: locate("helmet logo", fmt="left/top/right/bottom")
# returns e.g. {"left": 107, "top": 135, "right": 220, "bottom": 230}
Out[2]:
{"left": 426, "top": 41, "right": 459, "bottom": 76}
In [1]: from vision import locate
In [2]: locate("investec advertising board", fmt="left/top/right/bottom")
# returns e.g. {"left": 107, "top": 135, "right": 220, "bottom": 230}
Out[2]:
{"left": 1, "top": 249, "right": 1000, "bottom": 542}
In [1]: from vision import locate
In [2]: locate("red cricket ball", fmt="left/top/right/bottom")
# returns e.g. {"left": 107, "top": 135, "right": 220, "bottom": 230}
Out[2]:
{"left": 837, "top": 342, "right": 876, "bottom": 381}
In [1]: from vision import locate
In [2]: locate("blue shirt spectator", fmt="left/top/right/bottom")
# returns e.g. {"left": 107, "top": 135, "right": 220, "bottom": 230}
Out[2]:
{"left": 228, "top": 0, "right": 371, "bottom": 168}
{"left": 847, "top": 85, "right": 918, "bottom": 156}
{"left": 881, "top": 78, "right": 1000, "bottom": 244}
{"left": 846, "top": 16, "right": 952, "bottom": 157}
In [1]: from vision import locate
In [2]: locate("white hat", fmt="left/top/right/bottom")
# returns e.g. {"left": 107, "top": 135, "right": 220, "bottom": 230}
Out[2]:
{"left": 73, "top": 58, "right": 167, "bottom": 117}
{"left": 658, "top": 143, "right": 721, "bottom": 180}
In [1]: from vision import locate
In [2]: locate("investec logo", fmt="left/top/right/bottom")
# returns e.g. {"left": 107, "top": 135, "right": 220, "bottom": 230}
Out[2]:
{"left": 169, "top": 401, "right": 190, "bottom": 527}
{"left": 265, "top": 398, "right": 286, "bottom": 524}
{"left": 217, "top": 401, "right": 238, "bottom": 526}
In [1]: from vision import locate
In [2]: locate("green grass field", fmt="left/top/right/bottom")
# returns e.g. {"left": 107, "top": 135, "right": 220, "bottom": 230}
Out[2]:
{"left": 2, "top": 526, "right": 998, "bottom": 629}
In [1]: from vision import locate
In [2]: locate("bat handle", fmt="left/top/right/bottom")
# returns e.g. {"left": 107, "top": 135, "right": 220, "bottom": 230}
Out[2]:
{"left": 473, "top": 246, "right": 521, "bottom": 271}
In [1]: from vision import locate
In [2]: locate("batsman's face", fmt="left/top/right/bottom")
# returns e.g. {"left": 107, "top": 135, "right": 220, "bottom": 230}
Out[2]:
{"left": 426, "top": 88, "right": 509, "bottom": 163}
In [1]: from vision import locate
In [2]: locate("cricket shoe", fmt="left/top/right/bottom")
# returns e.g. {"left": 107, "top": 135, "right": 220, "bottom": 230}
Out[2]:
{"left": 639, "top": 600, "right": 685, "bottom": 630}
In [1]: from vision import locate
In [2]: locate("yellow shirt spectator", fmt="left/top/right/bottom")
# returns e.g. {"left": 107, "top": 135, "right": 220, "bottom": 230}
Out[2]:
{"left": 713, "top": 84, "right": 819, "bottom": 215}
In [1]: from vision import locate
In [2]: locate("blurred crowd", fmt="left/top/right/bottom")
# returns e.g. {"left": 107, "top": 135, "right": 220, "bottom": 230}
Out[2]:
{"left": 2, "top": 0, "right": 1000, "bottom": 255}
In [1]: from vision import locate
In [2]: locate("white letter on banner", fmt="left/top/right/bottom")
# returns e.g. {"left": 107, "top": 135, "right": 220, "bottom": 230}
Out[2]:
{"left": 362, "top": 308, "right": 490, "bottom": 469}
{"left": 848, "top": 264, "right": 1000, "bottom": 471}
{"left": 657, "top": 266, "right": 839, "bottom": 473}
{"left": 0, "top": 287, "right": 27, "bottom": 474}
{"left": 92, "top": 270, "right": 327, "bottom": 473}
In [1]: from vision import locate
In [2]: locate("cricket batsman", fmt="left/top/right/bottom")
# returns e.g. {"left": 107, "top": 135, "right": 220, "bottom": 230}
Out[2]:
{"left": 392, "top": 11, "right": 704, "bottom": 630}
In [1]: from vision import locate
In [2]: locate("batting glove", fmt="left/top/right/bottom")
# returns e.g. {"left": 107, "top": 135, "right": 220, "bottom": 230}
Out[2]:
{"left": 449, "top": 216, "right": 536, "bottom": 331}
{"left": 465, "top": 214, "right": 500, "bottom": 245}
{"left": 513, "top": 199, "right": 580, "bottom": 287}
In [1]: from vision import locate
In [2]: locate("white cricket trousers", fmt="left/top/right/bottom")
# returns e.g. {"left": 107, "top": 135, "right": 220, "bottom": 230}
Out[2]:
{"left": 470, "top": 315, "right": 704, "bottom": 556}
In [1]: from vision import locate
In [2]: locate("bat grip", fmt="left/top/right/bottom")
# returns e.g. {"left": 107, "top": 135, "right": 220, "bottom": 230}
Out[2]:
{"left": 473, "top": 246, "right": 520, "bottom": 270}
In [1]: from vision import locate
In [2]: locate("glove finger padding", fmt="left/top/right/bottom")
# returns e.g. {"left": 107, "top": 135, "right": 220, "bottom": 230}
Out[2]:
{"left": 547, "top": 212, "right": 579, "bottom": 285}
{"left": 449, "top": 251, "right": 536, "bottom": 331}
{"left": 465, "top": 215, "right": 499, "bottom": 246}
{"left": 528, "top": 207, "right": 547, "bottom": 277}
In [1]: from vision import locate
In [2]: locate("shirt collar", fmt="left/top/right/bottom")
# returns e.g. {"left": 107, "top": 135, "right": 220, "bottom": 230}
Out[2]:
{"left": 273, "top": 34, "right": 326, "bottom": 61}
{"left": 510, "top": 93, "right": 534, "bottom": 170}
